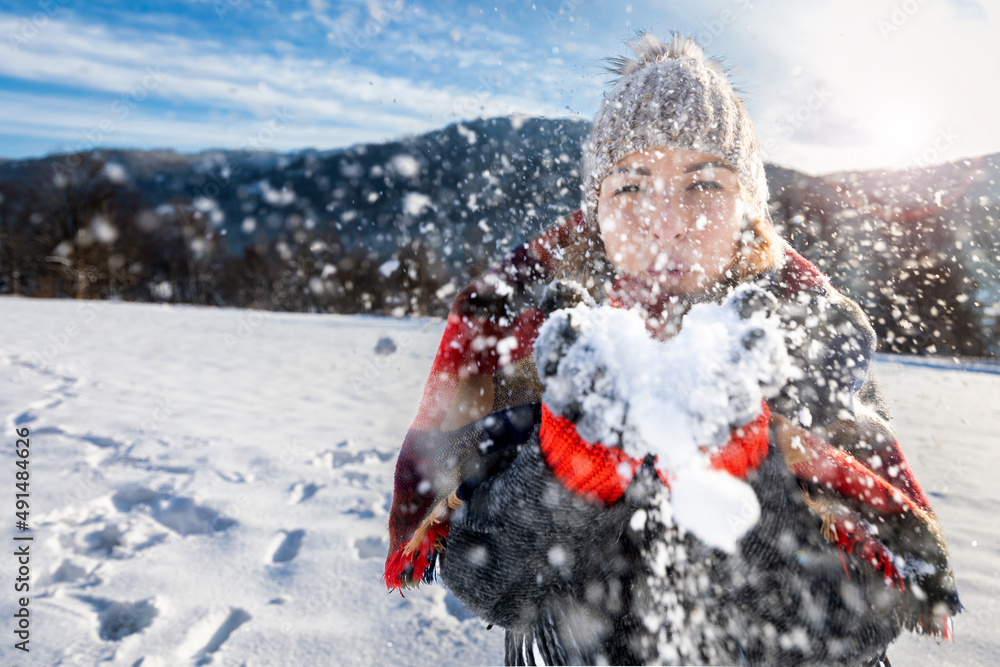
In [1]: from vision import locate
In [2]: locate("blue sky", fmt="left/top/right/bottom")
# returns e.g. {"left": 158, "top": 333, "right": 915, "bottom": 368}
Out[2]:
{"left": 1, "top": 0, "right": 996, "bottom": 174}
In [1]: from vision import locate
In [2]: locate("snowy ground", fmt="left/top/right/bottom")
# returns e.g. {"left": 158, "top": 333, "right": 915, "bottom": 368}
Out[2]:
{"left": 0, "top": 296, "right": 997, "bottom": 666}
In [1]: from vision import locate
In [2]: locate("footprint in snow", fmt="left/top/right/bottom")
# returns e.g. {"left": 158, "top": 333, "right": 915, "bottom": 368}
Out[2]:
{"left": 353, "top": 535, "right": 388, "bottom": 560}
{"left": 340, "top": 497, "right": 382, "bottom": 520}
{"left": 111, "top": 486, "right": 236, "bottom": 535}
{"left": 39, "top": 559, "right": 98, "bottom": 588}
{"left": 268, "top": 529, "right": 306, "bottom": 563}
{"left": 82, "top": 523, "right": 124, "bottom": 556}
{"left": 312, "top": 449, "right": 359, "bottom": 469}
{"left": 77, "top": 596, "right": 158, "bottom": 641}
{"left": 11, "top": 408, "right": 41, "bottom": 427}
{"left": 213, "top": 470, "right": 247, "bottom": 484}
{"left": 341, "top": 470, "right": 370, "bottom": 485}
{"left": 10, "top": 387, "right": 74, "bottom": 427}
{"left": 50, "top": 559, "right": 88, "bottom": 583}
{"left": 312, "top": 440, "right": 394, "bottom": 469}
{"left": 81, "top": 434, "right": 125, "bottom": 449}
{"left": 177, "top": 607, "right": 252, "bottom": 666}
{"left": 112, "top": 486, "right": 160, "bottom": 512}
{"left": 154, "top": 497, "right": 236, "bottom": 536}
{"left": 287, "top": 481, "right": 321, "bottom": 504}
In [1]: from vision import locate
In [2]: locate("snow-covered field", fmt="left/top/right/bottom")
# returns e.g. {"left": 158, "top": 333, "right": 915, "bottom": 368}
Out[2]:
{"left": 0, "top": 296, "right": 997, "bottom": 666}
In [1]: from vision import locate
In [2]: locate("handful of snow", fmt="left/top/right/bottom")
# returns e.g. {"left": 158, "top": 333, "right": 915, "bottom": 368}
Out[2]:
{"left": 533, "top": 284, "right": 793, "bottom": 552}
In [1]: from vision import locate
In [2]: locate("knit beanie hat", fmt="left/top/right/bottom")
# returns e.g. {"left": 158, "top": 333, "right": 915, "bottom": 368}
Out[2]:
{"left": 581, "top": 32, "right": 769, "bottom": 228}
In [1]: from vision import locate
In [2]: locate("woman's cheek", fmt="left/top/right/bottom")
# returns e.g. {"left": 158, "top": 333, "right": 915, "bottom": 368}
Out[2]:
{"left": 600, "top": 217, "right": 618, "bottom": 240}
{"left": 602, "top": 203, "right": 632, "bottom": 233}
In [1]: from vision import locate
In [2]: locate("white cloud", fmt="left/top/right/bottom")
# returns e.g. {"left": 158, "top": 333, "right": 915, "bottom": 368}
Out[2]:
{"left": 0, "top": 11, "right": 570, "bottom": 158}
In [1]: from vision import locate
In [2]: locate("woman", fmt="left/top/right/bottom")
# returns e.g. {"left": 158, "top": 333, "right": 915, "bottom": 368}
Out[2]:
{"left": 384, "top": 32, "right": 959, "bottom": 665}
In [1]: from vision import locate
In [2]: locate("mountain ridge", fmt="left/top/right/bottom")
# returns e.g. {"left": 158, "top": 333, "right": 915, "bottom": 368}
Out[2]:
{"left": 1, "top": 115, "right": 997, "bottom": 355}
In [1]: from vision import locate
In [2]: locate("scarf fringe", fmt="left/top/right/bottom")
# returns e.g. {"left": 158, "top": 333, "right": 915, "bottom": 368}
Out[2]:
{"left": 830, "top": 514, "right": 906, "bottom": 593}
{"left": 802, "top": 489, "right": 906, "bottom": 592}
{"left": 908, "top": 612, "right": 955, "bottom": 642}
{"left": 384, "top": 492, "right": 461, "bottom": 592}
{"left": 803, "top": 488, "right": 961, "bottom": 642}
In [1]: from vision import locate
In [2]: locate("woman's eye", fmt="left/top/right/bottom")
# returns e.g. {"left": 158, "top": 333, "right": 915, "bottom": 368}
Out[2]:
{"left": 612, "top": 184, "right": 642, "bottom": 196}
{"left": 687, "top": 180, "right": 723, "bottom": 192}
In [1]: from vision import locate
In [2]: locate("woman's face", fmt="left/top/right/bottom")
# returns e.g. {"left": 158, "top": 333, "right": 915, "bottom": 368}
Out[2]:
{"left": 597, "top": 146, "right": 744, "bottom": 296}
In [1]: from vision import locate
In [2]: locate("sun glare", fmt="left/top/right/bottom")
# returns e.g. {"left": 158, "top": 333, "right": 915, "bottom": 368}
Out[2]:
{"left": 867, "top": 106, "right": 933, "bottom": 162}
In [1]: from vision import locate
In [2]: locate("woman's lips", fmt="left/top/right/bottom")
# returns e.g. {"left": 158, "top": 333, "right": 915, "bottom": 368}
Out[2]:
{"left": 647, "top": 259, "right": 689, "bottom": 283}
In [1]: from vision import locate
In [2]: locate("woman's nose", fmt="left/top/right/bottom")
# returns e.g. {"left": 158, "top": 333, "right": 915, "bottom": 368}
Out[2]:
{"left": 649, "top": 196, "right": 687, "bottom": 241}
